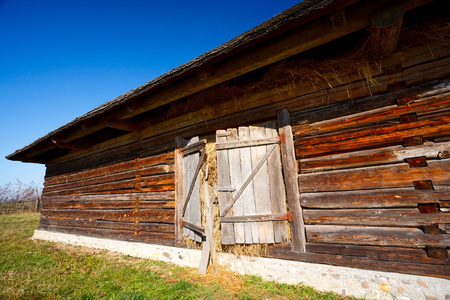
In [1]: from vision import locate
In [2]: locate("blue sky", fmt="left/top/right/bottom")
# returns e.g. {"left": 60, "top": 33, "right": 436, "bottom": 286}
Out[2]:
{"left": 0, "top": 0, "right": 300, "bottom": 189}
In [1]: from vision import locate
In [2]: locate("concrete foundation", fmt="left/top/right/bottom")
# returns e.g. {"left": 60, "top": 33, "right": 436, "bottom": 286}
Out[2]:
{"left": 32, "top": 230, "right": 449, "bottom": 300}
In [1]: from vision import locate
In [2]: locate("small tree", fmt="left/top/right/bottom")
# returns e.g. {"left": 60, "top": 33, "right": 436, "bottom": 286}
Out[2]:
{"left": 0, "top": 180, "right": 42, "bottom": 214}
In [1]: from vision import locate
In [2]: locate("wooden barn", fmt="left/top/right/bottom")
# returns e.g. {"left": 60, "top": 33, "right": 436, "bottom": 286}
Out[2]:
{"left": 8, "top": 0, "right": 450, "bottom": 285}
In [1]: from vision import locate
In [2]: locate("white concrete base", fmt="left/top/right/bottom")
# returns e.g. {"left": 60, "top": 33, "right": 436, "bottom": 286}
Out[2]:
{"left": 33, "top": 230, "right": 449, "bottom": 300}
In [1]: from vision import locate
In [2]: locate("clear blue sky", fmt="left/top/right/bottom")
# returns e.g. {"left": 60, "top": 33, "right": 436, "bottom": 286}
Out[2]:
{"left": 0, "top": 0, "right": 300, "bottom": 189}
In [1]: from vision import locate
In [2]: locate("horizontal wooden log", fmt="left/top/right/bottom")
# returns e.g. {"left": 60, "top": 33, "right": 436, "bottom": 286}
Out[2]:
{"left": 39, "top": 217, "right": 175, "bottom": 234}
{"left": 215, "top": 137, "right": 280, "bottom": 150}
{"left": 300, "top": 188, "right": 448, "bottom": 208}
{"left": 303, "top": 208, "right": 449, "bottom": 227}
{"left": 220, "top": 213, "right": 289, "bottom": 223}
{"left": 42, "top": 192, "right": 174, "bottom": 203}
{"left": 42, "top": 200, "right": 175, "bottom": 210}
{"left": 181, "top": 139, "right": 206, "bottom": 156}
{"left": 295, "top": 112, "right": 450, "bottom": 158}
{"left": 38, "top": 224, "right": 175, "bottom": 246}
{"left": 300, "top": 141, "right": 450, "bottom": 172}
{"left": 45, "top": 174, "right": 174, "bottom": 195}
{"left": 306, "top": 225, "right": 450, "bottom": 248}
{"left": 41, "top": 208, "right": 174, "bottom": 223}
{"left": 298, "top": 159, "right": 450, "bottom": 192}
{"left": 293, "top": 92, "right": 450, "bottom": 138}
{"left": 305, "top": 243, "right": 449, "bottom": 266}
{"left": 46, "top": 152, "right": 173, "bottom": 185}
{"left": 45, "top": 167, "right": 140, "bottom": 193}
{"left": 267, "top": 244, "right": 450, "bottom": 278}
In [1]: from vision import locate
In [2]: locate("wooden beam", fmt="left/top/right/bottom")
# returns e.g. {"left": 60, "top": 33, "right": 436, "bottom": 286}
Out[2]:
{"left": 108, "top": 118, "right": 143, "bottom": 132}
{"left": 277, "top": 109, "right": 306, "bottom": 252}
{"left": 174, "top": 136, "right": 186, "bottom": 241}
{"left": 51, "top": 139, "right": 85, "bottom": 151}
{"left": 369, "top": 4, "right": 404, "bottom": 57}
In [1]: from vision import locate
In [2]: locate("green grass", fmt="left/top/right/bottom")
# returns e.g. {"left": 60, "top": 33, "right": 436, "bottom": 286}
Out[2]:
{"left": 0, "top": 213, "right": 357, "bottom": 299}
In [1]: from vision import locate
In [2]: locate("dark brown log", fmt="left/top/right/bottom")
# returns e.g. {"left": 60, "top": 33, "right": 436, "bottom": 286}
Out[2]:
{"left": 369, "top": 4, "right": 404, "bottom": 57}
{"left": 300, "top": 188, "right": 448, "bottom": 208}
{"left": 299, "top": 141, "right": 448, "bottom": 172}
{"left": 38, "top": 224, "right": 175, "bottom": 246}
{"left": 46, "top": 152, "right": 173, "bottom": 185}
{"left": 39, "top": 217, "right": 175, "bottom": 234}
{"left": 414, "top": 180, "right": 434, "bottom": 190}
{"left": 305, "top": 243, "right": 449, "bottom": 266}
{"left": 419, "top": 203, "right": 439, "bottom": 213}
{"left": 41, "top": 208, "right": 174, "bottom": 223}
{"left": 108, "top": 119, "right": 143, "bottom": 132}
{"left": 277, "top": 109, "right": 306, "bottom": 252}
{"left": 298, "top": 160, "right": 450, "bottom": 192}
{"left": 306, "top": 225, "right": 450, "bottom": 248}
{"left": 295, "top": 113, "right": 450, "bottom": 158}
{"left": 427, "top": 247, "right": 448, "bottom": 260}
{"left": 42, "top": 200, "right": 175, "bottom": 210}
{"left": 407, "top": 156, "right": 427, "bottom": 167}
{"left": 303, "top": 208, "right": 449, "bottom": 227}
{"left": 174, "top": 136, "right": 187, "bottom": 241}
{"left": 267, "top": 244, "right": 450, "bottom": 278}
{"left": 293, "top": 92, "right": 450, "bottom": 138}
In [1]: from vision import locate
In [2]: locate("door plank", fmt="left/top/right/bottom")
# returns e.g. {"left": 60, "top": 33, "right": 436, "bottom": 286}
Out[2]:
{"left": 250, "top": 124, "right": 274, "bottom": 243}
{"left": 216, "top": 130, "right": 235, "bottom": 245}
{"left": 266, "top": 123, "right": 288, "bottom": 243}
{"left": 183, "top": 136, "right": 202, "bottom": 242}
{"left": 228, "top": 128, "right": 246, "bottom": 244}
{"left": 239, "top": 126, "right": 259, "bottom": 244}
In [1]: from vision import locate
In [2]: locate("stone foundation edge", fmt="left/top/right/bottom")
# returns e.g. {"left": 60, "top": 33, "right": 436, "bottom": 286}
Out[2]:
{"left": 32, "top": 230, "right": 449, "bottom": 300}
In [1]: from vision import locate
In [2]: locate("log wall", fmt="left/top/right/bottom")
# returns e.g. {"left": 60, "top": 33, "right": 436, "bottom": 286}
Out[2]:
{"left": 40, "top": 151, "right": 176, "bottom": 246}
{"left": 291, "top": 80, "right": 450, "bottom": 277}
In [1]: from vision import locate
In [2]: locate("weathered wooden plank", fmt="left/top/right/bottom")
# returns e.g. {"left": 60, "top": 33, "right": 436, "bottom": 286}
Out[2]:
{"left": 295, "top": 113, "right": 450, "bottom": 158}
{"left": 305, "top": 243, "right": 449, "bottom": 266}
{"left": 215, "top": 137, "right": 279, "bottom": 150}
{"left": 41, "top": 208, "right": 174, "bottom": 223}
{"left": 38, "top": 224, "right": 175, "bottom": 246}
{"left": 300, "top": 141, "right": 450, "bottom": 172}
{"left": 45, "top": 174, "right": 174, "bottom": 195}
{"left": 216, "top": 129, "right": 235, "bottom": 245}
{"left": 228, "top": 128, "right": 245, "bottom": 244}
{"left": 181, "top": 139, "right": 206, "bottom": 156}
{"left": 293, "top": 92, "right": 450, "bottom": 138}
{"left": 306, "top": 225, "right": 450, "bottom": 248}
{"left": 220, "top": 213, "right": 289, "bottom": 223}
{"left": 46, "top": 167, "right": 172, "bottom": 193}
{"left": 266, "top": 122, "right": 288, "bottom": 243}
{"left": 46, "top": 152, "right": 173, "bottom": 186}
{"left": 238, "top": 126, "right": 259, "bottom": 244}
{"left": 42, "top": 192, "right": 175, "bottom": 202}
{"left": 43, "top": 200, "right": 174, "bottom": 210}
{"left": 174, "top": 136, "right": 186, "bottom": 241}
{"left": 300, "top": 188, "right": 448, "bottom": 208}
{"left": 277, "top": 109, "right": 306, "bottom": 252}
{"left": 39, "top": 217, "right": 175, "bottom": 234}
{"left": 250, "top": 124, "right": 274, "bottom": 244}
{"left": 183, "top": 136, "right": 202, "bottom": 242}
{"left": 303, "top": 208, "right": 450, "bottom": 227}
{"left": 298, "top": 159, "right": 450, "bottom": 192}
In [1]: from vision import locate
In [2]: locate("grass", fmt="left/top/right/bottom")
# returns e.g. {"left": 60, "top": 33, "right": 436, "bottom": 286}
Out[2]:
{"left": 0, "top": 213, "right": 357, "bottom": 300}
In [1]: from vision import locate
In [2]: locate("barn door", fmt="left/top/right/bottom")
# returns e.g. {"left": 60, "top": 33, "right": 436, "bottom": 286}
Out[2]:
{"left": 216, "top": 121, "right": 289, "bottom": 245}
{"left": 180, "top": 136, "right": 206, "bottom": 242}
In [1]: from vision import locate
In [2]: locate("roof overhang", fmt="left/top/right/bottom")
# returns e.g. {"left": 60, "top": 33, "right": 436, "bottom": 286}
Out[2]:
{"left": 7, "top": 0, "right": 434, "bottom": 163}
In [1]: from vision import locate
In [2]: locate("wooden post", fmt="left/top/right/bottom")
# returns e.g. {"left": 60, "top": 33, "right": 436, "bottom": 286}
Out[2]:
{"left": 277, "top": 109, "right": 306, "bottom": 252}
{"left": 369, "top": 4, "right": 404, "bottom": 57}
{"left": 174, "top": 136, "right": 187, "bottom": 242}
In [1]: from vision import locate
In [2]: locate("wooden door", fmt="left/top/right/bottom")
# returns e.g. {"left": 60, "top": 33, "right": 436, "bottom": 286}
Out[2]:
{"left": 216, "top": 121, "right": 289, "bottom": 245}
{"left": 177, "top": 136, "right": 205, "bottom": 242}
